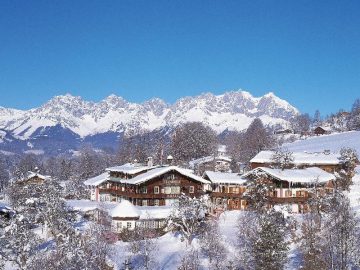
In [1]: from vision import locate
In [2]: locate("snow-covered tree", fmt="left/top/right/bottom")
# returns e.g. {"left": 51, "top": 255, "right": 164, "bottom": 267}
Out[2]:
{"left": 177, "top": 248, "right": 200, "bottom": 270}
{"left": 299, "top": 210, "right": 327, "bottom": 269}
{"left": 127, "top": 227, "right": 159, "bottom": 270}
{"left": 313, "top": 110, "right": 322, "bottom": 126}
{"left": 171, "top": 122, "right": 217, "bottom": 164}
{"left": 321, "top": 192, "right": 360, "bottom": 269}
{"left": 244, "top": 170, "right": 275, "bottom": 211}
{"left": 200, "top": 220, "right": 227, "bottom": 270}
{"left": 347, "top": 98, "right": 360, "bottom": 130}
{"left": 12, "top": 154, "right": 43, "bottom": 180}
{"left": 336, "top": 147, "right": 358, "bottom": 190}
{"left": 0, "top": 155, "right": 9, "bottom": 192}
{"left": 237, "top": 209, "right": 289, "bottom": 270}
{"left": 2, "top": 214, "right": 41, "bottom": 270}
{"left": 236, "top": 211, "right": 259, "bottom": 269}
{"left": 252, "top": 209, "right": 289, "bottom": 270}
{"left": 271, "top": 148, "right": 294, "bottom": 170}
{"left": 167, "top": 194, "right": 208, "bottom": 244}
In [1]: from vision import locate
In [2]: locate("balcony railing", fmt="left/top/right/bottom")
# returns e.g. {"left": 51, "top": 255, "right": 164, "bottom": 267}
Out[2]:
{"left": 99, "top": 188, "right": 204, "bottom": 199}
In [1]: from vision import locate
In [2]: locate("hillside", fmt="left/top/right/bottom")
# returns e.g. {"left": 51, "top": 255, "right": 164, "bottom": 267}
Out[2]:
{"left": 284, "top": 131, "right": 360, "bottom": 154}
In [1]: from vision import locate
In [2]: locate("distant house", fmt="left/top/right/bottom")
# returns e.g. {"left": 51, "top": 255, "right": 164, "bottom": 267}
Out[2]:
{"left": 313, "top": 126, "right": 331, "bottom": 136}
{"left": 243, "top": 167, "right": 336, "bottom": 213}
{"left": 250, "top": 150, "right": 342, "bottom": 173}
{"left": 274, "top": 128, "right": 293, "bottom": 135}
{"left": 17, "top": 170, "right": 51, "bottom": 185}
{"left": 189, "top": 145, "right": 232, "bottom": 174}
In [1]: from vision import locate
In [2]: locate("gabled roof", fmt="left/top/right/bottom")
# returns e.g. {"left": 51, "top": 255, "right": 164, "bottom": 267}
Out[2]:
{"left": 24, "top": 171, "right": 51, "bottom": 181}
{"left": 120, "top": 166, "right": 210, "bottom": 185}
{"left": 203, "top": 171, "right": 247, "bottom": 185}
{"left": 243, "top": 167, "right": 336, "bottom": 184}
{"left": 250, "top": 150, "right": 341, "bottom": 166}
{"left": 314, "top": 126, "right": 332, "bottom": 132}
{"left": 106, "top": 163, "right": 158, "bottom": 175}
{"left": 84, "top": 172, "right": 109, "bottom": 186}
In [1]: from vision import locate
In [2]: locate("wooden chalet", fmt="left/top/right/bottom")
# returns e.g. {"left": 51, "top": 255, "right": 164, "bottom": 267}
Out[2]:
{"left": 87, "top": 162, "right": 211, "bottom": 207}
{"left": 313, "top": 126, "right": 332, "bottom": 136}
{"left": 203, "top": 171, "right": 247, "bottom": 211}
{"left": 250, "top": 150, "right": 342, "bottom": 173}
{"left": 243, "top": 167, "right": 336, "bottom": 213}
{"left": 18, "top": 170, "right": 51, "bottom": 185}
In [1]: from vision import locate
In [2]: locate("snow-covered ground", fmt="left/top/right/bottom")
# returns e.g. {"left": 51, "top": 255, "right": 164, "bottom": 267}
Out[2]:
{"left": 284, "top": 131, "right": 360, "bottom": 154}
{"left": 110, "top": 210, "right": 242, "bottom": 270}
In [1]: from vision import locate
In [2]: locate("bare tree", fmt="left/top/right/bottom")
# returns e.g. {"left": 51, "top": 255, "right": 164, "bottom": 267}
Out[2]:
{"left": 241, "top": 118, "right": 274, "bottom": 163}
{"left": 292, "top": 113, "right": 311, "bottom": 134}
{"left": 171, "top": 122, "right": 217, "bottom": 164}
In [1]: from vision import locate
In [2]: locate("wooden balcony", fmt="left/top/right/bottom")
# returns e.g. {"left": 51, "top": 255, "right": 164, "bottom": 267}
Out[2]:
{"left": 268, "top": 196, "right": 308, "bottom": 203}
{"left": 210, "top": 192, "right": 245, "bottom": 198}
{"left": 98, "top": 188, "right": 204, "bottom": 199}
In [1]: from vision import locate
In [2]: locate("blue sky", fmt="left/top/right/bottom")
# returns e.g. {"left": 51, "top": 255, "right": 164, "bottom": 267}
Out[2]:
{"left": 0, "top": 0, "right": 359, "bottom": 116}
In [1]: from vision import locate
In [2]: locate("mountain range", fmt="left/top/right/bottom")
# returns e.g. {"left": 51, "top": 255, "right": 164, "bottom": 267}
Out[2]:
{"left": 0, "top": 90, "right": 299, "bottom": 155}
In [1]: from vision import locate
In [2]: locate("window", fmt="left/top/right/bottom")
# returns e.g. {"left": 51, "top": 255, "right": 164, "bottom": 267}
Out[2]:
{"left": 154, "top": 186, "right": 159, "bottom": 194}
{"left": 140, "top": 186, "right": 147, "bottom": 194}
{"left": 142, "top": 200, "right": 148, "bottom": 206}
{"left": 165, "top": 186, "right": 180, "bottom": 194}
{"left": 127, "top": 222, "right": 132, "bottom": 229}
{"left": 117, "top": 222, "right": 122, "bottom": 232}
{"left": 189, "top": 186, "right": 194, "bottom": 193}
{"left": 154, "top": 199, "right": 160, "bottom": 206}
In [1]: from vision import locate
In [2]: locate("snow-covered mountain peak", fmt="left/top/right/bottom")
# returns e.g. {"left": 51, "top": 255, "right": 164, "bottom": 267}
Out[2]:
{"left": 0, "top": 89, "right": 299, "bottom": 139}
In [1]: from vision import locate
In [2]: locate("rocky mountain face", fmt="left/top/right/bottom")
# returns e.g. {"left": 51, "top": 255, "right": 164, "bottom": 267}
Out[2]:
{"left": 0, "top": 90, "right": 298, "bottom": 155}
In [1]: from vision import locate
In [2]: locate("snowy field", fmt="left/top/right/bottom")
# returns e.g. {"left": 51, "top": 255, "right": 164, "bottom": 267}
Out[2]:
{"left": 284, "top": 131, "right": 360, "bottom": 154}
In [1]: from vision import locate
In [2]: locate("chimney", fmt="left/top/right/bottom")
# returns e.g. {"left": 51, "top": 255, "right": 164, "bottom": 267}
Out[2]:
{"left": 147, "top": 157, "right": 153, "bottom": 167}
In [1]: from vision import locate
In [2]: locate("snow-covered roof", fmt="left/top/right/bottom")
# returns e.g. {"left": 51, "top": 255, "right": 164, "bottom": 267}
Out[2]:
{"left": 84, "top": 172, "right": 109, "bottom": 186}
{"left": 121, "top": 166, "right": 210, "bottom": 185}
{"left": 21, "top": 171, "right": 51, "bottom": 181}
{"left": 189, "top": 155, "right": 232, "bottom": 168}
{"left": 106, "top": 163, "right": 158, "bottom": 175}
{"left": 111, "top": 200, "right": 140, "bottom": 218}
{"left": 250, "top": 150, "right": 341, "bottom": 165}
{"left": 203, "top": 171, "right": 247, "bottom": 185}
{"left": 244, "top": 167, "right": 336, "bottom": 184}
{"left": 138, "top": 206, "right": 172, "bottom": 220}
{"left": 66, "top": 199, "right": 118, "bottom": 212}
